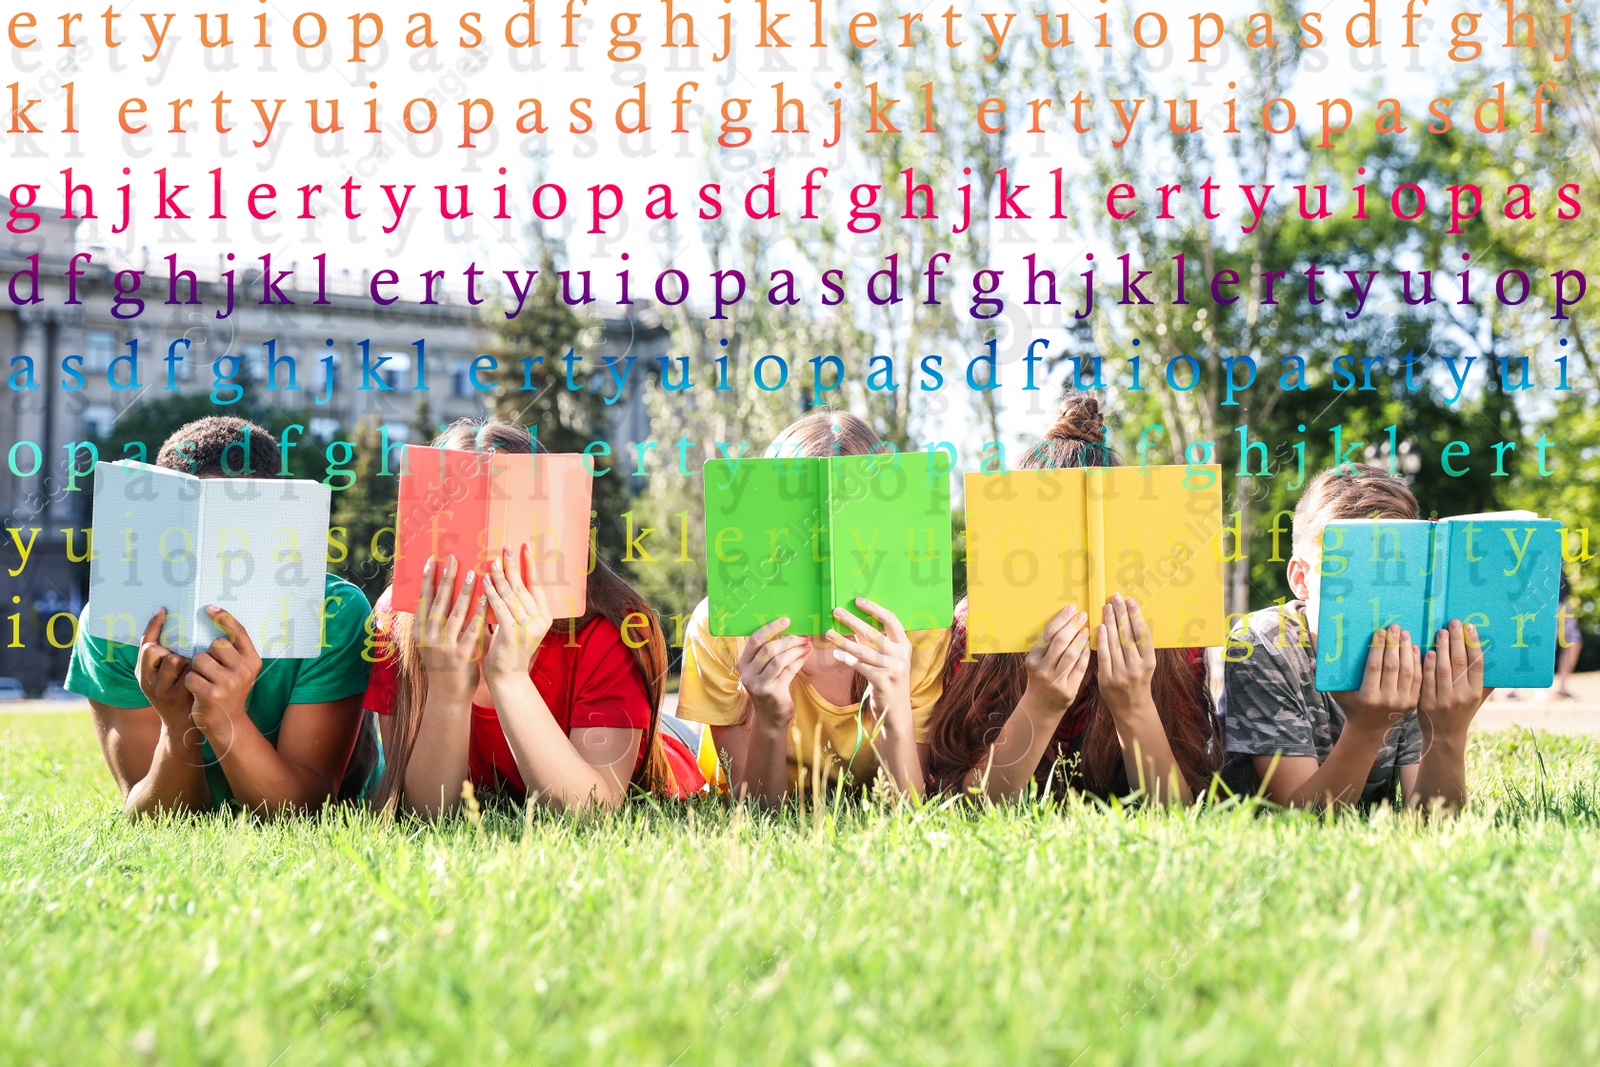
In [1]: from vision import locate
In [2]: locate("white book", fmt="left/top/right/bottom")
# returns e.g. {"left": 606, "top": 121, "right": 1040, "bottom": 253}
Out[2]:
{"left": 85, "top": 461, "right": 332, "bottom": 658}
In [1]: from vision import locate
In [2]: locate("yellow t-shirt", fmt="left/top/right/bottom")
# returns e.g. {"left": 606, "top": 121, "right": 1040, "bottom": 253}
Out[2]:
{"left": 677, "top": 598, "right": 952, "bottom": 791}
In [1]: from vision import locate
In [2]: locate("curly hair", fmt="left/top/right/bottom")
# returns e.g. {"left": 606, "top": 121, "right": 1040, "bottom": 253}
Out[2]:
{"left": 155, "top": 416, "right": 280, "bottom": 477}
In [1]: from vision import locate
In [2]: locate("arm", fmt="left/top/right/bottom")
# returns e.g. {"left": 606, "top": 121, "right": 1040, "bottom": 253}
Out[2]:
{"left": 187, "top": 607, "right": 365, "bottom": 815}
{"left": 1254, "top": 624, "right": 1421, "bottom": 809}
{"left": 828, "top": 599, "right": 921, "bottom": 800}
{"left": 92, "top": 609, "right": 212, "bottom": 817}
{"left": 724, "top": 618, "right": 811, "bottom": 805}
{"left": 400, "top": 554, "right": 488, "bottom": 818}
{"left": 480, "top": 545, "right": 642, "bottom": 813}
{"left": 964, "top": 606, "right": 1092, "bottom": 801}
{"left": 1098, "top": 595, "right": 1190, "bottom": 805}
{"left": 1407, "top": 621, "right": 1491, "bottom": 812}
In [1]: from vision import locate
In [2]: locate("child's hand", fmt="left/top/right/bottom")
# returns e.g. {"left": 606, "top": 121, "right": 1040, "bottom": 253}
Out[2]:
{"left": 134, "top": 608, "right": 194, "bottom": 729}
{"left": 415, "top": 554, "right": 489, "bottom": 703}
{"left": 827, "top": 599, "right": 915, "bottom": 737}
{"left": 481, "top": 544, "right": 554, "bottom": 685}
{"left": 1418, "top": 621, "right": 1491, "bottom": 740}
{"left": 1332, "top": 624, "right": 1421, "bottom": 735}
{"left": 737, "top": 618, "right": 810, "bottom": 728}
{"left": 1096, "top": 595, "right": 1158, "bottom": 718}
{"left": 185, "top": 607, "right": 264, "bottom": 733}
{"left": 1021, "top": 605, "right": 1092, "bottom": 713}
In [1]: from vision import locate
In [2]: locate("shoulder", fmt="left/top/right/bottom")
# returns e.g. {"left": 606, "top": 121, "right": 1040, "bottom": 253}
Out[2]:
{"left": 684, "top": 597, "right": 744, "bottom": 661}
{"left": 322, "top": 574, "right": 373, "bottom": 618}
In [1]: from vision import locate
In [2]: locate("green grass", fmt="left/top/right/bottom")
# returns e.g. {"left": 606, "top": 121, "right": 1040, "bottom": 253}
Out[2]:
{"left": 6, "top": 713, "right": 1600, "bottom": 1067}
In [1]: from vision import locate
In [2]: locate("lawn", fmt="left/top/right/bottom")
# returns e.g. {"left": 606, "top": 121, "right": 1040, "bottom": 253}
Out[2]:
{"left": 5, "top": 712, "right": 1600, "bottom": 1067}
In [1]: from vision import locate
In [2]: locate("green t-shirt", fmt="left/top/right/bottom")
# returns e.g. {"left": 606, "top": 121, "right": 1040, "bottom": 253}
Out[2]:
{"left": 65, "top": 573, "right": 380, "bottom": 808}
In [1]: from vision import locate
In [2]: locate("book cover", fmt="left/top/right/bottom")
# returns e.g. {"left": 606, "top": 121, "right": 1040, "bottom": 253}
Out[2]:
{"left": 85, "top": 461, "right": 332, "bottom": 658}
{"left": 963, "top": 464, "right": 1227, "bottom": 654}
{"left": 392, "top": 445, "right": 592, "bottom": 619}
{"left": 1313, "top": 513, "right": 1562, "bottom": 691}
{"left": 703, "top": 450, "right": 953, "bottom": 637}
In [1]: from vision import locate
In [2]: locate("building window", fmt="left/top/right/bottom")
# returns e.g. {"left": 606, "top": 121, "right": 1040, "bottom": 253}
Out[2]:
{"left": 84, "top": 331, "right": 117, "bottom": 372}
{"left": 319, "top": 351, "right": 341, "bottom": 395}
{"left": 377, "top": 350, "right": 410, "bottom": 390}
{"left": 449, "top": 359, "right": 473, "bottom": 398}
{"left": 84, "top": 403, "right": 116, "bottom": 437}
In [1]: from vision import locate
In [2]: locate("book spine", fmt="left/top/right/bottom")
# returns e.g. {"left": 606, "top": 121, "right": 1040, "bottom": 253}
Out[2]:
{"left": 1086, "top": 469, "right": 1107, "bottom": 646}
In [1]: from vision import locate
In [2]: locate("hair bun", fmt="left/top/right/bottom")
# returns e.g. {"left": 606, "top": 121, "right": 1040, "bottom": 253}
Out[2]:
{"left": 1045, "top": 394, "right": 1104, "bottom": 443}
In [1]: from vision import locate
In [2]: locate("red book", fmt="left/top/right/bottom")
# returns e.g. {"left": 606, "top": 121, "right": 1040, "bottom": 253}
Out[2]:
{"left": 392, "top": 446, "right": 592, "bottom": 619}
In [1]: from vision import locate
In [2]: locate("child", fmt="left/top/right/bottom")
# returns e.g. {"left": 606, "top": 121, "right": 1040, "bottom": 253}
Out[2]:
{"left": 926, "top": 395, "right": 1221, "bottom": 805}
{"left": 1221, "top": 464, "right": 1492, "bottom": 810}
{"left": 66, "top": 417, "right": 378, "bottom": 816}
{"left": 365, "top": 419, "right": 701, "bottom": 817}
{"left": 677, "top": 411, "right": 952, "bottom": 804}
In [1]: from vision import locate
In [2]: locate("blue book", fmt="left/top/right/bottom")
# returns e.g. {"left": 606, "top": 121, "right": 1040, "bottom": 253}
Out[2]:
{"left": 1314, "top": 512, "right": 1563, "bottom": 692}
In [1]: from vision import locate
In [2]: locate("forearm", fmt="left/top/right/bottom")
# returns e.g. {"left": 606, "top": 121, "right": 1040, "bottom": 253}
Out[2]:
{"left": 731, "top": 715, "right": 793, "bottom": 806}
{"left": 1407, "top": 728, "right": 1469, "bottom": 811}
{"left": 1272, "top": 726, "right": 1387, "bottom": 808}
{"left": 877, "top": 717, "right": 924, "bottom": 800}
{"left": 209, "top": 716, "right": 340, "bottom": 814}
{"left": 402, "top": 692, "right": 474, "bottom": 818}
{"left": 490, "top": 674, "right": 625, "bottom": 813}
{"left": 1109, "top": 698, "right": 1191, "bottom": 805}
{"left": 124, "top": 724, "right": 211, "bottom": 817}
{"left": 969, "top": 693, "right": 1066, "bottom": 801}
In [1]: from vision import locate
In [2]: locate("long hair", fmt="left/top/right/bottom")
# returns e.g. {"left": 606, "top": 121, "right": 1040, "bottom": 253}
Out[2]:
{"left": 371, "top": 419, "right": 672, "bottom": 812}
{"left": 732, "top": 410, "right": 882, "bottom": 725}
{"left": 927, "top": 394, "right": 1221, "bottom": 799}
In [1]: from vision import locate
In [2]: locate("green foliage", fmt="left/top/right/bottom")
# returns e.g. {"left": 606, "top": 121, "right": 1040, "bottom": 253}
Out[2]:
{"left": 9, "top": 712, "right": 1600, "bottom": 1066}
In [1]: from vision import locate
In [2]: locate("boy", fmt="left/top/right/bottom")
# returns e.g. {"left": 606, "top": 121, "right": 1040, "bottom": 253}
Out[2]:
{"left": 1221, "top": 464, "right": 1492, "bottom": 810}
{"left": 66, "top": 417, "right": 378, "bottom": 816}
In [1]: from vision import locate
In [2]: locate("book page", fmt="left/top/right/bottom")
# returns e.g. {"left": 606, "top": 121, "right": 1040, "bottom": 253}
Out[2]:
{"left": 962, "top": 468, "right": 1091, "bottom": 654}
{"left": 392, "top": 445, "right": 492, "bottom": 610}
{"left": 827, "top": 451, "right": 953, "bottom": 635}
{"left": 702, "top": 456, "right": 829, "bottom": 636}
{"left": 192, "top": 478, "right": 333, "bottom": 659}
{"left": 84, "top": 461, "right": 204, "bottom": 651}
{"left": 487, "top": 452, "right": 593, "bottom": 620}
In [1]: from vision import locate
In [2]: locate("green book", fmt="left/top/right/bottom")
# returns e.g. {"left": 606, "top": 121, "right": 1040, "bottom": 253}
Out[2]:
{"left": 702, "top": 450, "right": 954, "bottom": 636}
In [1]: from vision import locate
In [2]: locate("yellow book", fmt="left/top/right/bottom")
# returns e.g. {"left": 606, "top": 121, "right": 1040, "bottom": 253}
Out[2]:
{"left": 963, "top": 464, "right": 1226, "bottom": 654}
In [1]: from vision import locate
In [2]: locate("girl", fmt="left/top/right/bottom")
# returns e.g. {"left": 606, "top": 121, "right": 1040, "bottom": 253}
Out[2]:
{"left": 365, "top": 420, "right": 698, "bottom": 816}
{"left": 927, "top": 395, "right": 1221, "bottom": 805}
{"left": 677, "top": 412, "right": 953, "bottom": 804}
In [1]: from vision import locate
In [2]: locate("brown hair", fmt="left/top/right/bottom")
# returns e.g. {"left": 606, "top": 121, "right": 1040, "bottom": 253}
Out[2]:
{"left": 157, "top": 416, "right": 280, "bottom": 477}
{"left": 1291, "top": 462, "right": 1419, "bottom": 559}
{"left": 927, "top": 394, "right": 1221, "bottom": 799}
{"left": 371, "top": 419, "right": 672, "bottom": 812}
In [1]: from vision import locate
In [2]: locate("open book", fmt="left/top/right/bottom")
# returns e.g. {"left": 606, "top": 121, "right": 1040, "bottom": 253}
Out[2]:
{"left": 85, "top": 461, "right": 332, "bottom": 658}
{"left": 963, "top": 464, "right": 1227, "bottom": 653}
{"left": 702, "top": 450, "right": 953, "bottom": 637}
{"left": 392, "top": 446, "right": 592, "bottom": 619}
{"left": 1313, "top": 511, "right": 1564, "bottom": 691}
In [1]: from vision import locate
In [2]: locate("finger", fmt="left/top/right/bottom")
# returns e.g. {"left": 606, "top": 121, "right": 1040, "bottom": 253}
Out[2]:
{"left": 1044, "top": 612, "right": 1081, "bottom": 670}
{"left": 182, "top": 672, "right": 213, "bottom": 698}
{"left": 207, "top": 635, "right": 241, "bottom": 670}
{"left": 1038, "top": 605, "right": 1079, "bottom": 646}
{"left": 827, "top": 630, "right": 888, "bottom": 668}
{"left": 1064, "top": 630, "right": 1093, "bottom": 691}
{"left": 1125, "top": 597, "right": 1155, "bottom": 657}
{"left": 1100, "top": 603, "right": 1125, "bottom": 673}
{"left": 1465, "top": 623, "right": 1485, "bottom": 691}
{"left": 516, "top": 543, "right": 550, "bottom": 614}
{"left": 157, "top": 649, "right": 188, "bottom": 687}
{"left": 1420, "top": 647, "right": 1438, "bottom": 711}
{"left": 1378, "top": 624, "right": 1402, "bottom": 696}
{"left": 1404, "top": 638, "right": 1423, "bottom": 706}
{"left": 741, "top": 618, "right": 793, "bottom": 662}
{"left": 1111, "top": 593, "right": 1134, "bottom": 651}
{"left": 142, "top": 608, "right": 167, "bottom": 647}
{"left": 189, "top": 651, "right": 225, "bottom": 684}
{"left": 760, "top": 643, "right": 813, "bottom": 683}
{"left": 430, "top": 555, "right": 459, "bottom": 625}
{"left": 1358, "top": 625, "right": 1387, "bottom": 695}
{"left": 416, "top": 555, "right": 436, "bottom": 619}
{"left": 832, "top": 607, "right": 888, "bottom": 650}
{"left": 854, "top": 598, "right": 908, "bottom": 642}
{"left": 206, "top": 606, "right": 258, "bottom": 662}
{"left": 460, "top": 592, "right": 490, "bottom": 650}
{"left": 490, "top": 548, "right": 529, "bottom": 621}
{"left": 754, "top": 634, "right": 811, "bottom": 667}
{"left": 1392, "top": 630, "right": 1416, "bottom": 704}
{"left": 1448, "top": 620, "right": 1470, "bottom": 680}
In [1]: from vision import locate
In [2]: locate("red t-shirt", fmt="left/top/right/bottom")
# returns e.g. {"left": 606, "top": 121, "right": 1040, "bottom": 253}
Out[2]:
{"left": 363, "top": 587, "right": 654, "bottom": 797}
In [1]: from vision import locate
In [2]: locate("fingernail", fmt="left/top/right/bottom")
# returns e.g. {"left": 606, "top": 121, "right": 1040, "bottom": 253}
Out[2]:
{"left": 464, "top": 571, "right": 475, "bottom": 584}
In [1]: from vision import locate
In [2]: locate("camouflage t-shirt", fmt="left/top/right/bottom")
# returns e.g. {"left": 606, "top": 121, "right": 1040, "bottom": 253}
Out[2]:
{"left": 1219, "top": 601, "right": 1421, "bottom": 806}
